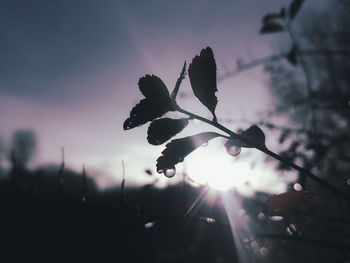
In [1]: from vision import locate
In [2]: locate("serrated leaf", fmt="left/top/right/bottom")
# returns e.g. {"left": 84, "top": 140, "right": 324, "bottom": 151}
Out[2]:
{"left": 264, "top": 191, "right": 315, "bottom": 216}
{"left": 262, "top": 9, "right": 286, "bottom": 24}
{"left": 260, "top": 21, "right": 284, "bottom": 34}
{"left": 124, "top": 75, "right": 176, "bottom": 130}
{"left": 123, "top": 98, "right": 176, "bottom": 130}
{"left": 138, "top": 75, "right": 170, "bottom": 99}
{"left": 188, "top": 47, "right": 218, "bottom": 115}
{"left": 147, "top": 118, "right": 189, "bottom": 145}
{"left": 225, "top": 125, "right": 267, "bottom": 150}
{"left": 289, "top": 0, "right": 304, "bottom": 21}
{"left": 156, "top": 132, "right": 221, "bottom": 171}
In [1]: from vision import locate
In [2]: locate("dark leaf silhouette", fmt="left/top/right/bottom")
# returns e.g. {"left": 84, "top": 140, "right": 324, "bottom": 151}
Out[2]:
{"left": 138, "top": 75, "right": 171, "bottom": 99}
{"left": 289, "top": 0, "right": 304, "bottom": 21}
{"left": 147, "top": 118, "right": 189, "bottom": 145}
{"left": 123, "top": 75, "right": 176, "bottom": 130}
{"left": 260, "top": 21, "right": 284, "bottom": 34}
{"left": 188, "top": 47, "right": 218, "bottom": 116}
{"left": 262, "top": 8, "right": 286, "bottom": 24}
{"left": 156, "top": 132, "right": 221, "bottom": 172}
{"left": 123, "top": 98, "right": 176, "bottom": 130}
{"left": 225, "top": 125, "right": 267, "bottom": 150}
{"left": 286, "top": 45, "right": 298, "bottom": 65}
{"left": 263, "top": 191, "right": 315, "bottom": 216}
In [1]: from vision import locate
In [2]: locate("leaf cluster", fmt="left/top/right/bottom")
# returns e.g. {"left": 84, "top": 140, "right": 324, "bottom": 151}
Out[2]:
{"left": 123, "top": 47, "right": 267, "bottom": 177}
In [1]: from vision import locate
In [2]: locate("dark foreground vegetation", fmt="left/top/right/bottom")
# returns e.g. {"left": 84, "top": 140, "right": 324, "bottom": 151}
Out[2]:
{"left": 1, "top": 1, "right": 350, "bottom": 262}
{"left": 0, "top": 161, "right": 239, "bottom": 263}
{"left": 1, "top": 162, "right": 350, "bottom": 263}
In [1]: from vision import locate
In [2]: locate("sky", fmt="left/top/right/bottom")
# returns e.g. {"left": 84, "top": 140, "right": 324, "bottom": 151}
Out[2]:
{"left": 0, "top": 0, "right": 327, "bottom": 191}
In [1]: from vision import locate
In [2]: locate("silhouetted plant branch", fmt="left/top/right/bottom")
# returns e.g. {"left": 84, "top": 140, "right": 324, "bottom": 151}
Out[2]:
{"left": 123, "top": 45, "right": 350, "bottom": 202}
{"left": 176, "top": 104, "right": 350, "bottom": 201}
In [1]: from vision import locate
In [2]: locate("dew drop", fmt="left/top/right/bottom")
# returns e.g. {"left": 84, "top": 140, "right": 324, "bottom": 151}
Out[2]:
{"left": 144, "top": 221, "right": 155, "bottom": 228}
{"left": 257, "top": 212, "right": 265, "bottom": 220}
{"left": 268, "top": 216, "right": 284, "bottom": 222}
{"left": 164, "top": 167, "right": 176, "bottom": 178}
{"left": 226, "top": 145, "right": 241, "bottom": 157}
{"left": 293, "top": 183, "right": 302, "bottom": 191}
{"left": 286, "top": 223, "right": 297, "bottom": 235}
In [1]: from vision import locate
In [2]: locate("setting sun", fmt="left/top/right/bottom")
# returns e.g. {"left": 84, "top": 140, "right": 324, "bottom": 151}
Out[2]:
{"left": 184, "top": 140, "right": 287, "bottom": 195}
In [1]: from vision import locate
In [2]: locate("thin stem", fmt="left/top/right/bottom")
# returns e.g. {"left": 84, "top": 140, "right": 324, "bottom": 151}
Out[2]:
{"left": 177, "top": 105, "right": 350, "bottom": 202}
{"left": 58, "top": 147, "right": 65, "bottom": 199}
{"left": 121, "top": 160, "right": 126, "bottom": 208}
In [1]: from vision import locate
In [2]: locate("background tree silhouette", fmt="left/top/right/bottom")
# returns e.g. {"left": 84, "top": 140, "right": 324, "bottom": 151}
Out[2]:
{"left": 262, "top": 4, "right": 350, "bottom": 193}
{"left": 9, "top": 129, "right": 37, "bottom": 170}
{"left": 8, "top": 129, "right": 37, "bottom": 196}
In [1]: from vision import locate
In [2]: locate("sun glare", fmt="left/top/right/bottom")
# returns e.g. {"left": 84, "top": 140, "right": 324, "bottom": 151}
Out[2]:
{"left": 185, "top": 146, "right": 252, "bottom": 192}
{"left": 184, "top": 141, "right": 286, "bottom": 195}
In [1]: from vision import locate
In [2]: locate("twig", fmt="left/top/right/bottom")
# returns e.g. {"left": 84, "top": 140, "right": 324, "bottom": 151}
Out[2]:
{"left": 82, "top": 165, "right": 88, "bottom": 203}
{"left": 176, "top": 105, "right": 350, "bottom": 202}
{"left": 121, "top": 160, "right": 126, "bottom": 208}
{"left": 58, "top": 147, "right": 65, "bottom": 199}
{"left": 217, "top": 49, "right": 350, "bottom": 82}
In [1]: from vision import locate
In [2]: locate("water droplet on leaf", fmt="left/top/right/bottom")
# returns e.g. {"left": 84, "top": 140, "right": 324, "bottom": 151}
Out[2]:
{"left": 268, "top": 216, "right": 284, "bottom": 221}
{"left": 257, "top": 212, "right": 265, "bottom": 220}
{"left": 164, "top": 167, "right": 176, "bottom": 178}
{"left": 226, "top": 145, "right": 241, "bottom": 157}
{"left": 144, "top": 222, "right": 155, "bottom": 228}
{"left": 286, "top": 223, "right": 297, "bottom": 235}
{"left": 293, "top": 183, "right": 302, "bottom": 191}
